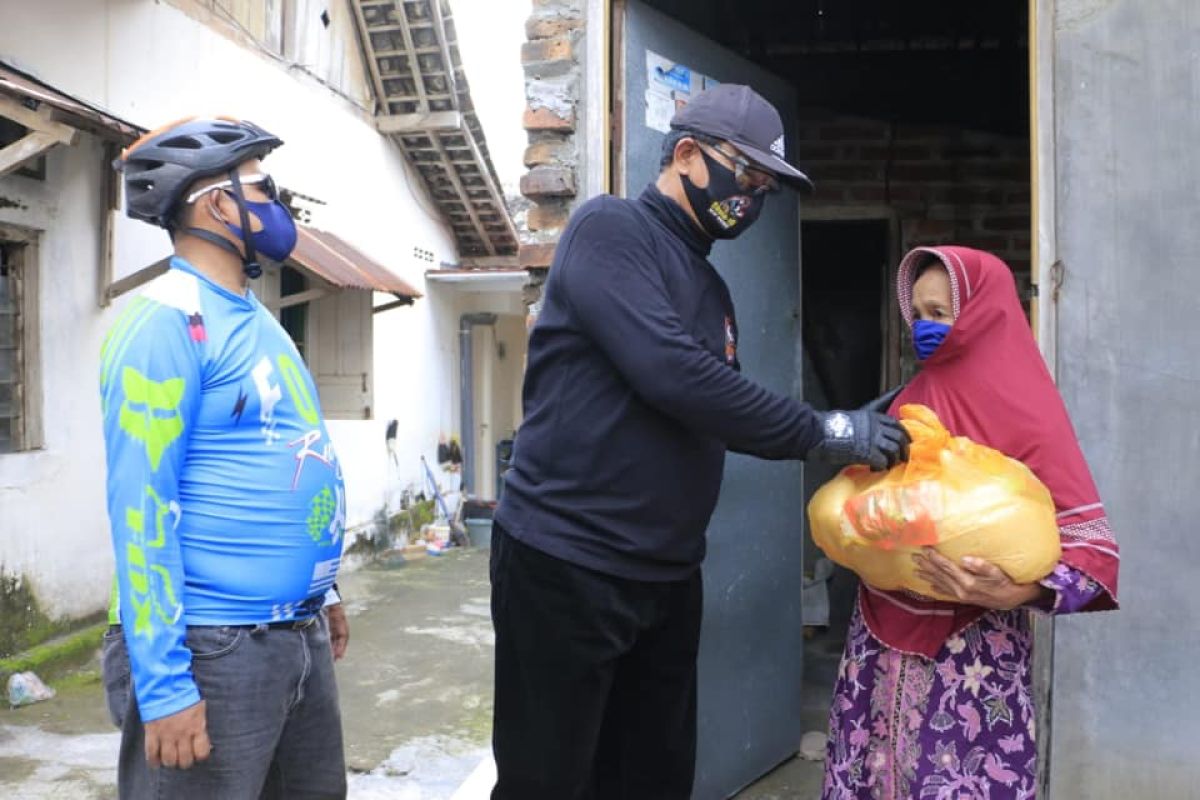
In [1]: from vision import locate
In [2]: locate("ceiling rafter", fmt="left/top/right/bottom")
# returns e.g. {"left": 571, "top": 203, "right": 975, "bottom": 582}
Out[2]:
{"left": 351, "top": 0, "right": 517, "bottom": 259}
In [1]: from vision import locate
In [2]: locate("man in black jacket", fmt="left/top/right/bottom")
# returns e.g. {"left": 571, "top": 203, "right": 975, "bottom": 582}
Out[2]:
{"left": 490, "top": 84, "right": 908, "bottom": 799}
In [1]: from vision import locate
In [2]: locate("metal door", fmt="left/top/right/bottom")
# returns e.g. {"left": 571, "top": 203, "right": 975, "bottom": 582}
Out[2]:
{"left": 618, "top": 3, "right": 805, "bottom": 796}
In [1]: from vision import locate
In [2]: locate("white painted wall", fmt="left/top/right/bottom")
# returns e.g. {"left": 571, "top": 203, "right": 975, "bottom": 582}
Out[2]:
{"left": 0, "top": 0, "right": 470, "bottom": 617}
{"left": 0, "top": 136, "right": 113, "bottom": 620}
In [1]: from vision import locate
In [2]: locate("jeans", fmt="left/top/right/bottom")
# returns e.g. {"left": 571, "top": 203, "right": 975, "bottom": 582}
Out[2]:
{"left": 102, "top": 613, "right": 346, "bottom": 799}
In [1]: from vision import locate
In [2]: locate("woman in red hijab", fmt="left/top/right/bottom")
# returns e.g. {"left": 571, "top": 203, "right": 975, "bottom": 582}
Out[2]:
{"left": 822, "top": 246, "right": 1119, "bottom": 799}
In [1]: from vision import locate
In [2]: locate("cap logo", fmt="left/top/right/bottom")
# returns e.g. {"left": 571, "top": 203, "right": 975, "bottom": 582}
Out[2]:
{"left": 770, "top": 135, "right": 785, "bottom": 158}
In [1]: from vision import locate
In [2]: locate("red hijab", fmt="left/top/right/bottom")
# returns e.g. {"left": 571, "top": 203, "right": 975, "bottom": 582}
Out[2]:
{"left": 859, "top": 246, "right": 1120, "bottom": 658}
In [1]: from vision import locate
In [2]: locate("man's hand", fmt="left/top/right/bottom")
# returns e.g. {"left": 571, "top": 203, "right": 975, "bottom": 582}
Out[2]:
{"left": 914, "top": 549, "right": 1049, "bottom": 611}
{"left": 144, "top": 699, "right": 210, "bottom": 769}
{"left": 327, "top": 604, "right": 350, "bottom": 661}
{"left": 807, "top": 410, "right": 910, "bottom": 471}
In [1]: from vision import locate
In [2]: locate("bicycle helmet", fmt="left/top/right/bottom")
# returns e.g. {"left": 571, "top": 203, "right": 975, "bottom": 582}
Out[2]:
{"left": 116, "top": 117, "right": 283, "bottom": 228}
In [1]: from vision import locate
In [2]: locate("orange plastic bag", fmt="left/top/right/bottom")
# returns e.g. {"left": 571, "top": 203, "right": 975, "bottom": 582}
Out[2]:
{"left": 807, "top": 404, "right": 1061, "bottom": 601}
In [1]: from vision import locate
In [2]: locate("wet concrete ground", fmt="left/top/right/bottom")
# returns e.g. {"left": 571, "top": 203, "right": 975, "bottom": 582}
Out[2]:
{"left": 0, "top": 546, "right": 830, "bottom": 799}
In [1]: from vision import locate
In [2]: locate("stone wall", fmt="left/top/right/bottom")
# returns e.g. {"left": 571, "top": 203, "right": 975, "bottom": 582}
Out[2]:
{"left": 518, "top": 0, "right": 586, "bottom": 282}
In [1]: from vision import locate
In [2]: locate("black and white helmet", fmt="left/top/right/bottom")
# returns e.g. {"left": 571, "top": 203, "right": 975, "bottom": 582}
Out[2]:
{"left": 115, "top": 117, "right": 283, "bottom": 228}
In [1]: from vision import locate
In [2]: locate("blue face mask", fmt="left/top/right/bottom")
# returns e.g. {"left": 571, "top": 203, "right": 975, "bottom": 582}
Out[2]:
{"left": 225, "top": 198, "right": 298, "bottom": 263}
{"left": 913, "top": 319, "right": 952, "bottom": 361}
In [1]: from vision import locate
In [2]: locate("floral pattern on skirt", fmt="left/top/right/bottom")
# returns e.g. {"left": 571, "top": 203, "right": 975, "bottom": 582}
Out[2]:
{"left": 823, "top": 605, "right": 1038, "bottom": 800}
{"left": 823, "top": 566, "right": 1101, "bottom": 800}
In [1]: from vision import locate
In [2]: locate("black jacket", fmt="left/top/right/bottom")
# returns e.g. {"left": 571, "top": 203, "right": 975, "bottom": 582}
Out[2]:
{"left": 495, "top": 185, "right": 822, "bottom": 580}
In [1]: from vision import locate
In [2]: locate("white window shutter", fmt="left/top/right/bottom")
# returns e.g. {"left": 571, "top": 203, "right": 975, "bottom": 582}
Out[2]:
{"left": 312, "top": 289, "right": 373, "bottom": 420}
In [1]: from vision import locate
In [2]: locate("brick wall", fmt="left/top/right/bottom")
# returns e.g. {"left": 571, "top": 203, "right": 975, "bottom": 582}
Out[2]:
{"left": 796, "top": 108, "right": 1032, "bottom": 290}
{"left": 518, "top": 0, "right": 586, "bottom": 281}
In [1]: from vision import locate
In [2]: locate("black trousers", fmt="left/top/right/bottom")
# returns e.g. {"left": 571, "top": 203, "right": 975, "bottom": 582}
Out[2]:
{"left": 490, "top": 524, "right": 703, "bottom": 800}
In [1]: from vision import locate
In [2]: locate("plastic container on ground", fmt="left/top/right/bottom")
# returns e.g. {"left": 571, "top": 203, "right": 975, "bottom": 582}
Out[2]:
{"left": 464, "top": 518, "right": 493, "bottom": 548}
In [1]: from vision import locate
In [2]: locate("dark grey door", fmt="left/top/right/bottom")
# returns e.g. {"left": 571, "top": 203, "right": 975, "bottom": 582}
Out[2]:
{"left": 619, "top": 3, "right": 805, "bottom": 797}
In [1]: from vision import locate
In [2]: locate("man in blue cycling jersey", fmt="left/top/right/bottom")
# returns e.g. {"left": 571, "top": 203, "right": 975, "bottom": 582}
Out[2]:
{"left": 100, "top": 117, "right": 349, "bottom": 798}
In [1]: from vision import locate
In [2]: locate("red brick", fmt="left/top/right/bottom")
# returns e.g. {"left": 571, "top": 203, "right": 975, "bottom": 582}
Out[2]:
{"left": 847, "top": 186, "right": 887, "bottom": 203}
{"left": 521, "top": 36, "right": 572, "bottom": 64}
{"left": 527, "top": 202, "right": 570, "bottom": 232}
{"left": 905, "top": 219, "right": 956, "bottom": 239}
{"left": 519, "top": 241, "right": 558, "bottom": 269}
{"left": 817, "top": 123, "right": 889, "bottom": 142}
{"left": 945, "top": 186, "right": 1004, "bottom": 205}
{"left": 524, "top": 139, "right": 571, "bottom": 167}
{"left": 887, "top": 186, "right": 926, "bottom": 204}
{"left": 890, "top": 163, "right": 959, "bottom": 182}
{"left": 896, "top": 124, "right": 955, "bottom": 141}
{"left": 959, "top": 234, "right": 1009, "bottom": 252}
{"left": 796, "top": 144, "right": 838, "bottom": 161}
{"left": 859, "top": 145, "right": 933, "bottom": 161}
{"left": 520, "top": 166, "right": 576, "bottom": 198}
{"left": 524, "top": 105, "right": 575, "bottom": 132}
{"left": 810, "top": 186, "right": 850, "bottom": 203}
{"left": 810, "top": 163, "right": 882, "bottom": 182}
{"left": 962, "top": 161, "right": 1029, "bottom": 181}
{"left": 525, "top": 15, "right": 582, "bottom": 39}
{"left": 981, "top": 215, "right": 1030, "bottom": 232}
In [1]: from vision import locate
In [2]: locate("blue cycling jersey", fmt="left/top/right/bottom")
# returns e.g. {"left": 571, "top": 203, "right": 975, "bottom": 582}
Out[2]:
{"left": 100, "top": 257, "right": 345, "bottom": 722}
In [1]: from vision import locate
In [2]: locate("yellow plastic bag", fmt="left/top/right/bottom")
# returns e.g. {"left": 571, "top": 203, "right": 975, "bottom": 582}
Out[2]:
{"left": 807, "top": 404, "right": 1061, "bottom": 601}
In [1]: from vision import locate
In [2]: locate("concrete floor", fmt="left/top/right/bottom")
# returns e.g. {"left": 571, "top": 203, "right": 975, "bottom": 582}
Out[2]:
{"left": 732, "top": 628, "right": 845, "bottom": 800}
{"left": 0, "top": 547, "right": 840, "bottom": 799}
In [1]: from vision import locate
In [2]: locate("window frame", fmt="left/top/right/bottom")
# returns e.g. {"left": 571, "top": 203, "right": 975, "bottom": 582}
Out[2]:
{"left": 0, "top": 222, "right": 43, "bottom": 454}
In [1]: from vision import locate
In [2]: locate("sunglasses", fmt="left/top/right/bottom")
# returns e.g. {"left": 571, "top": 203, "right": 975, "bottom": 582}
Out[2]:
{"left": 694, "top": 137, "right": 781, "bottom": 195}
{"left": 185, "top": 173, "right": 279, "bottom": 205}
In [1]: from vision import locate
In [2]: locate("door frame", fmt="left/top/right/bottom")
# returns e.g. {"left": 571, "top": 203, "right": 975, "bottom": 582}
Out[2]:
{"left": 599, "top": 0, "right": 1054, "bottom": 791}
{"left": 800, "top": 207, "right": 904, "bottom": 390}
{"left": 1029, "top": 0, "right": 1057, "bottom": 795}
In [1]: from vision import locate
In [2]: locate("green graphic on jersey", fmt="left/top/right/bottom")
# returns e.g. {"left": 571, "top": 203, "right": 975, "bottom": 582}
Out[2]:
{"left": 277, "top": 354, "right": 320, "bottom": 426}
{"left": 119, "top": 367, "right": 185, "bottom": 471}
{"left": 124, "top": 485, "right": 181, "bottom": 637}
{"left": 307, "top": 486, "right": 336, "bottom": 544}
{"left": 100, "top": 297, "right": 152, "bottom": 389}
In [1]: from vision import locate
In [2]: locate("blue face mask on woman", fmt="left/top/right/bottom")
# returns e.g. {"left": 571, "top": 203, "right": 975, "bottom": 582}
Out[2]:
{"left": 913, "top": 319, "right": 952, "bottom": 361}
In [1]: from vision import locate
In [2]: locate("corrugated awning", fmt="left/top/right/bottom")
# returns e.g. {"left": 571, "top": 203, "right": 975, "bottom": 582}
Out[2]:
{"left": 291, "top": 226, "right": 422, "bottom": 299}
{"left": 0, "top": 62, "right": 141, "bottom": 141}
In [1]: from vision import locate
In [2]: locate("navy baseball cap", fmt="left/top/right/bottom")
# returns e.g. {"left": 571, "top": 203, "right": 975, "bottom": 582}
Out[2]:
{"left": 670, "top": 83, "right": 812, "bottom": 190}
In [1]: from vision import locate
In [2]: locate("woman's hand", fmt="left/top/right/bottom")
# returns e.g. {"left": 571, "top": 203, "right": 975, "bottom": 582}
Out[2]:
{"left": 913, "top": 549, "right": 1050, "bottom": 611}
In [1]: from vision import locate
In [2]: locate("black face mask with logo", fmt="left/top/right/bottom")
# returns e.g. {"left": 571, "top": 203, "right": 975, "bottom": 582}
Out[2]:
{"left": 680, "top": 148, "right": 766, "bottom": 240}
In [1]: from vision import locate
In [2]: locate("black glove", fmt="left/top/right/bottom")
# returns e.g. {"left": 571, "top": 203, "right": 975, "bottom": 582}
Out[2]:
{"left": 859, "top": 384, "right": 906, "bottom": 414}
{"left": 806, "top": 409, "right": 910, "bottom": 471}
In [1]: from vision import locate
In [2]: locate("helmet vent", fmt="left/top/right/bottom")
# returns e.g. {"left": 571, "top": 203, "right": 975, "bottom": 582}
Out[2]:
{"left": 161, "top": 135, "right": 204, "bottom": 149}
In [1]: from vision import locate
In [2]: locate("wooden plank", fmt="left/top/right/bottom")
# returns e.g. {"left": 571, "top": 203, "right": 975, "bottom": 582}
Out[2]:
{"left": 104, "top": 258, "right": 171, "bottom": 302}
{"left": 0, "top": 95, "right": 77, "bottom": 145}
{"left": 98, "top": 143, "right": 119, "bottom": 307}
{"left": 372, "top": 296, "right": 414, "bottom": 313}
{"left": 268, "top": 286, "right": 332, "bottom": 310}
{"left": 0, "top": 132, "right": 60, "bottom": 179}
{"left": 350, "top": 0, "right": 391, "bottom": 113}
{"left": 391, "top": 0, "right": 430, "bottom": 112}
{"left": 460, "top": 256, "right": 521, "bottom": 269}
{"left": 376, "top": 110, "right": 462, "bottom": 133}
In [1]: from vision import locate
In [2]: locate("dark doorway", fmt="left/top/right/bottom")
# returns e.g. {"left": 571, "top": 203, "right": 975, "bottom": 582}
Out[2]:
{"left": 801, "top": 219, "right": 890, "bottom": 411}
{"left": 798, "top": 221, "right": 890, "bottom": 738}
{"left": 615, "top": 1, "right": 1031, "bottom": 793}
